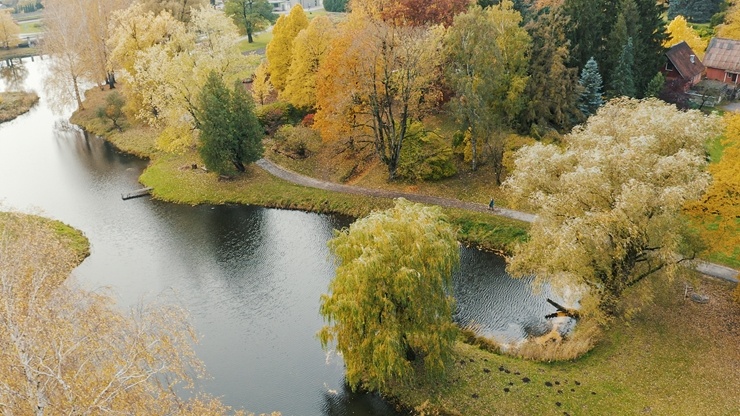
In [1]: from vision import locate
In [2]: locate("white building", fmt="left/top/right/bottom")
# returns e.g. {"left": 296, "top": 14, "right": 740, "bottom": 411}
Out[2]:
{"left": 269, "top": 0, "right": 323, "bottom": 13}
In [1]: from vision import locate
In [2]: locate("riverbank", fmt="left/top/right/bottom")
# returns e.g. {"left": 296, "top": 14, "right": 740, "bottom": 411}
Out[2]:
{"left": 68, "top": 86, "right": 740, "bottom": 415}
{"left": 0, "top": 211, "right": 89, "bottom": 264}
{"left": 0, "top": 91, "right": 39, "bottom": 123}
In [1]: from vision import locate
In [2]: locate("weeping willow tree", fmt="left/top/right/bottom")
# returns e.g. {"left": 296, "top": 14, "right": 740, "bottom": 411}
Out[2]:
{"left": 319, "top": 199, "right": 459, "bottom": 391}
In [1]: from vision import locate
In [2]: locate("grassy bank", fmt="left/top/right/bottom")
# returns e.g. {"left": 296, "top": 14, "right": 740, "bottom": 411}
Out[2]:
{"left": 70, "top": 86, "right": 529, "bottom": 253}
{"left": 388, "top": 276, "right": 740, "bottom": 415}
{"left": 0, "top": 212, "right": 90, "bottom": 262}
{"left": 0, "top": 91, "right": 39, "bottom": 123}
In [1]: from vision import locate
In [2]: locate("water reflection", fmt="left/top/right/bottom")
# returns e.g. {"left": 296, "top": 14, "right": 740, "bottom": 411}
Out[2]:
{"left": 0, "top": 61, "right": 29, "bottom": 91}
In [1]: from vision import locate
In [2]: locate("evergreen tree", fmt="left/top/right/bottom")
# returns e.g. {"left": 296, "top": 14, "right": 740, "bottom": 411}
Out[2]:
{"left": 523, "top": 7, "right": 581, "bottom": 131}
{"left": 632, "top": 0, "right": 668, "bottom": 97}
{"left": 644, "top": 72, "right": 665, "bottom": 98}
{"left": 197, "top": 72, "right": 264, "bottom": 174}
{"left": 578, "top": 57, "right": 604, "bottom": 117}
{"left": 324, "top": 0, "right": 348, "bottom": 12}
{"left": 605, "top": 0, "right": 639, "bottom": 87}
{"left": 611, "top": 37, "right": 636, "bottom": 98}
{"left": 668, "top": 0, "right": 723, "bottom": 23}
{"left": 563, "top": 0, "right": 618, "bottom": 70}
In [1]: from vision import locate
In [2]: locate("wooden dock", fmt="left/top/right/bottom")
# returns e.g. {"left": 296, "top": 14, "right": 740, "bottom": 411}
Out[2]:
{"left": 121, "top": 187, "right": 153, "bottom": 201}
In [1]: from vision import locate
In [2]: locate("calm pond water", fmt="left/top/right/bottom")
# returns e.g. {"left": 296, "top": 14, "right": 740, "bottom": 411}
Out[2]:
{"left": 0, "top": 58, "right": 567, "bottom": 415}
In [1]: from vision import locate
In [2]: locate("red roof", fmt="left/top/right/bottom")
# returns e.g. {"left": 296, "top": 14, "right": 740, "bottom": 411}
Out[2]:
{"left": 703, "top": 37, "right": 740, "bottom": 73}
{"left": 665, "top": 41, "right": 705, "bottom": 80}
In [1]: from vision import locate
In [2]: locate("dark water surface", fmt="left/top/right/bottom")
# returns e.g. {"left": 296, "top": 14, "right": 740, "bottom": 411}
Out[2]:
{"left": 0, "top": 59, "right": 564, "bottom": 415}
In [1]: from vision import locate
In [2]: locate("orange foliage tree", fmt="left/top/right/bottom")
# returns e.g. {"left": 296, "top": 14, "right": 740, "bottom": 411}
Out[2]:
{"left": 349, "top": 0, "right": 470, "bottom": 26}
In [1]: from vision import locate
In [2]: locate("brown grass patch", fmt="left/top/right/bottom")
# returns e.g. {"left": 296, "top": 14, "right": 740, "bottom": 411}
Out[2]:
{"left": 0, "top": 91, "right": 39, "bottom": 123}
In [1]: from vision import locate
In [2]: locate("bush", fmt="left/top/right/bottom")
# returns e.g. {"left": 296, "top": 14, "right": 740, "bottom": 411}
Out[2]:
{"left": 272, "top": 125, "right": 320, "bottom": 159}
{"left": 255, "top": 101, "right": 304, "bottom": 135}
{"left": 323, "top": 0, "right": 348, "bottom": 12}
{"left": 397, "top": 122, "right": 456, "bottom": 181}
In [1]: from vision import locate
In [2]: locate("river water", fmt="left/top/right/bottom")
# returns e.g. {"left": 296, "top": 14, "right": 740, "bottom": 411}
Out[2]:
{"left": 0, "top": 58, "right": 565, "bottom": 415}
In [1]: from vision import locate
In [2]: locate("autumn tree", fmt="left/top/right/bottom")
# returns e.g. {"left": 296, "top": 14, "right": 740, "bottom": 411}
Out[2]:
{"left": 282, "top": 15, "right": 336, "bottom": 110}
{"left": 111, "top": 5, "right": 258, "bottom": 152}
{"left": 225, "top": 0, "right": 276, "bottom": 43}
{"left": 197, "top": 72, "right": 264, "bottom": 174}
{"left": 141, "top": 0, "right": 207, "bottom": 22}
{"left": 251, "top": 61, "right": 273, "bottom": 105}
{"left": 43, "top": 0, "right": 90, "bottom": 110}
{"left": 0, "top": 10, "right": 20, "bottom": 49}
{"left": 687, "top": 113, "right": 739, "bottom": 257}
{"left": 504, "top": 98, "right": 719, "bottom": 315}
{"left": 319, "top": 199, "right": 459, "bottom": 392}
{"left": 0, "top": 212, "right": 240, "bottom": 416}
{"left": 665, "top": 15, "right": 708, "bottom": 58}
{"left": 522, "top": 6, "right": 581, "bottom": 132}
{"left": 716, "top": 1, "right": 740, "bottom": 39}
{"left": 314, "top": 16, "right": 443, "bottom": 180}
{"left": 96, "top": 91, "right": 126, "bottom": 131}
{"left": 351, "top": 0, "right": 471, "bottom": 27}
{"left": 577, "top": 57, "right": 604, "bottom": 117}
{"left": 265, "top": 4, "right": 308, "bottom": 91}
{"left": 443, "top": 1, "right": 531, "bottom": 179}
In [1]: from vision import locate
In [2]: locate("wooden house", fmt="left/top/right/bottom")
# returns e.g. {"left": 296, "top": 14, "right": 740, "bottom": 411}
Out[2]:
{"left": 662, "top": 41, "right": 705, "bottom": 90}
{"left": 703, "top": 37, "right": 740, "bottom": 85}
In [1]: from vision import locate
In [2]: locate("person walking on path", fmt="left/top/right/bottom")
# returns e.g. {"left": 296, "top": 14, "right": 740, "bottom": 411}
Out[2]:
{"left": 488, "top": 198, "right": 495, "bottom": 210}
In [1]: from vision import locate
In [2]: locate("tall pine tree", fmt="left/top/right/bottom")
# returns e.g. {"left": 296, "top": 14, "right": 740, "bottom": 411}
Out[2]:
{"left": 611, "top": 37, "right": 636, "bottom": 98}
{"left": 632, "top": 0, "right": 668, "bottom": 97}
{"left": 578, "top": 57, "right": 604, "bottom": 117}
{"left": 563, "top": 0, "right": 618, "bottom": 70}
{"left": 523, "top": 7, "right": 581, "bottom": 131}
{"left": 668, "top": 0, "right": 723, "bottom": 23}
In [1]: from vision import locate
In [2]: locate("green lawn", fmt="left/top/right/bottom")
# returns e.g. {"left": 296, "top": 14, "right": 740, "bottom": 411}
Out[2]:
{"left": 18, "top": 20, "right": 43, "bottom": 34}
{"left": 238, "top": 31, "right": 273, "bottom": 53}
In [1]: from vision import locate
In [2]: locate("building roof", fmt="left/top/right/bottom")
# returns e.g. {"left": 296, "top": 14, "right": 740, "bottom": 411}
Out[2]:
{"left": 665, "top": 41, "right": 705, "bottom": 80}
{"left": 703, "top": 37, "right": 740, "bottom": 73}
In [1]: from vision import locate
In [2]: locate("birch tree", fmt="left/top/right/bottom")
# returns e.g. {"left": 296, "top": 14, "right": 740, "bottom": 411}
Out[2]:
{"left": 504, "top": 98, "right": 719, "bottom": 315}
{"left": 665, "top": 15, "right": 708, "bottom": 58}
{"left": 443, "top": 1, "right": 530, "bottom": 179}
{"left": 319, "top": 199, "right": 459, "bottom": 392}
{"left": 0, "top": 213, "right": 240, "bottom": 416}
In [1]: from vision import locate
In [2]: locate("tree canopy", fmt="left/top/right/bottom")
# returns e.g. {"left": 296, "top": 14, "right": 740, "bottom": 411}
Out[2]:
{"left": 665, "top": 15, "right": 708, "bottom": 59}
{"left": 0, "top": 10, "right": 20, "bottom": 50}
{"left": 265, "top": 5, "right": 308, "bottom": 92}
{"left": 504, "top": 98, "right": 719, "bottom": 315}
{"left": 0, "top": 212, "right": 238, "bottom": 415}
{"left": 225, "top": 0, "right": 276, "bottom": 43}
{"left": 197, "top": 72, "right": 264, "bottom": 174}
{"left": 314, "top": 15, "right": 442, "bottom": 180}
{"left": 319, "top": 199, "right": 459, "bottom": 392}
{"left": 443, "top": 1, "right": 530, "bottom": 178}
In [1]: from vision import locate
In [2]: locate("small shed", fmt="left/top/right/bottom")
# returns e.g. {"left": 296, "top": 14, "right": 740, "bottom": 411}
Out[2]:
{"left": 703, "top": 37, "right": 740, "bottom": 84}
{"left": 662, "top": 41, "right": 705, "bottom": 89}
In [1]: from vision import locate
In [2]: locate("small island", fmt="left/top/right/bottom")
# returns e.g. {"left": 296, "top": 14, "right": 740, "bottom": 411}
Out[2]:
{"left": 0, "top": 91, "right": 39, "bottom": 124}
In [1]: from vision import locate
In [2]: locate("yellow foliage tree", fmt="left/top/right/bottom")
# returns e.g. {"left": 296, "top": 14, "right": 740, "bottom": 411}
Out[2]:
{"left": 717, "top": 2, "right": 740, "bottom": 40}
{"left": 0, "top": 10, "right": 20, "bottom": 49}
{"left": 665, "top": 15, "right": 708, "bottom": 58}
{"left": 265, "top": 4, "right": 308, "bottom": 91}
{"left": 688, "top": 113, "right": 739, "bottom": 258}
{"left": 251, "top": 61, "right": 273, "bottom": 105}
{"left": 282, "top": 15, "right": 336, "bottom": 110}
{"left": 0, "top": 212, "right": 247, "bottom": 415}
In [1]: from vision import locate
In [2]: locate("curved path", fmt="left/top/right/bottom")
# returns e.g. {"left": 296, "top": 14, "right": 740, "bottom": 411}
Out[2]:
{"left": 256, "top": 159, "right": 739, "bottom": 284}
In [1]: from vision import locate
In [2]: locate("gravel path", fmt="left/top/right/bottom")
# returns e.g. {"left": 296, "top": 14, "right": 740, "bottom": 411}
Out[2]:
{"left": 255, "top": 158, "right": 739, "bottom": 284}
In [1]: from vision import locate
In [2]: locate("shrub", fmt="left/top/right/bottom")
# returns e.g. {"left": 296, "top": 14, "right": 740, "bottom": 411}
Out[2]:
{"left": 255, "top": 101, "right": 304, "bottom": 135}
{"left": 323, "top": 0, "right": 348, "bottom": 12}
{"left": 272, "top": 125, "right": 320, "bottom": 159}
{"left": 397, "top": 122, "right": 456, "bottom": 181}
